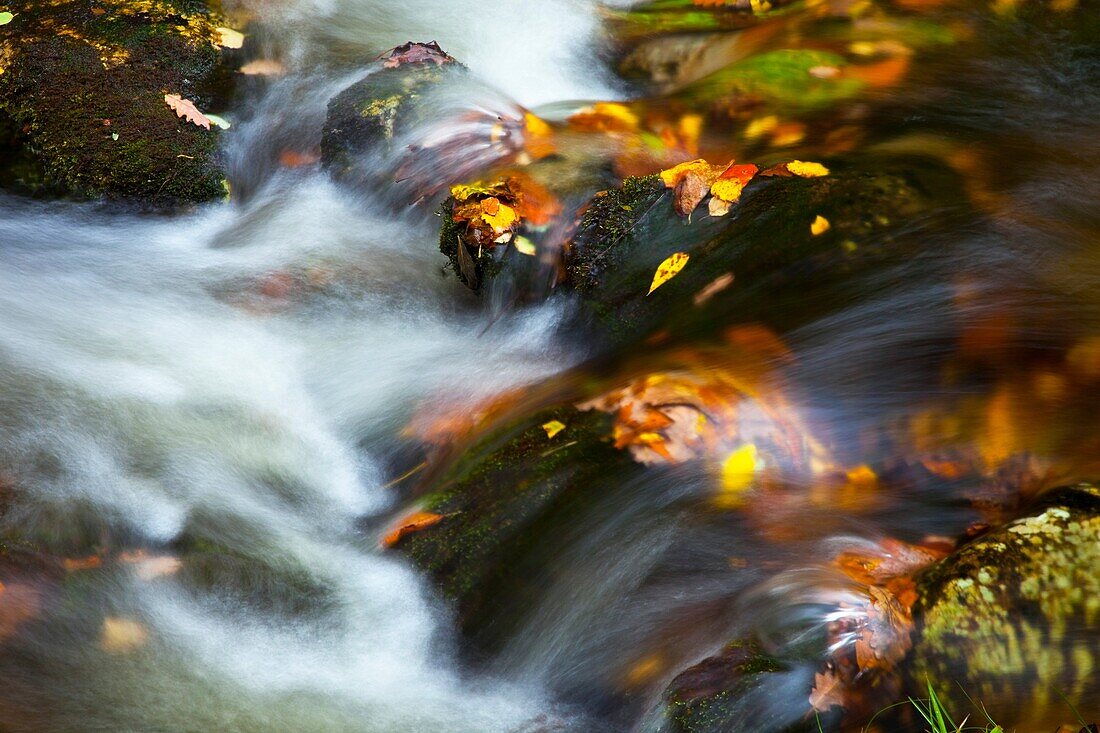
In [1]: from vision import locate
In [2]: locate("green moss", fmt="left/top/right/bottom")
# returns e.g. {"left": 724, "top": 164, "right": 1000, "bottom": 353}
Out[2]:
{"left": 679, "top": 49, "right": 864, "bottom": 111}
{"left": 0, "top": 0, "right": 229, "bottom": 204}
{"left": 396, "top": 405, "right": 640, "bottom": 646}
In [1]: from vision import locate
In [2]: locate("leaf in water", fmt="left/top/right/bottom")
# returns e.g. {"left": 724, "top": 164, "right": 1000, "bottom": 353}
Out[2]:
{"left": 100, "top": 617, "right": 148, "bottom": 654}
{"left": 809, "top": 668, "right": 846, "bottom": 712}
{"left": 854, "top": 586, "right": 914, "bottom": 673}
{"left": 0, "top": 582, "right": 41, "bottom": 641}
{"left": 648, "top": 252, "right": 689, "bottom": 295}
{"left": 786, "top": 160, "right": 830, "bottom": 177}
{"left": 119, "top": 551, "right": 182, "bottom": 581}
{"left": 205, "top": 113, "right": 231, "bottom": 130}
{"left": 693, "top": 272, "right": 734, "bottom": 306}
{"left": 542, "top": 420, "right": 566, "bottom": 438}
{"left": 216, "top": 27, "right": 244, "bottom": 49}
{"left": 164, "top": 94, "right": 211, "bottom": 130}
{"left": 239, "top": 59, "right": 287, "bottom": 76}
{"left": 811, "top": 214, "right": 830, "bottom": 235}
{"left": 381, "top": 511, "right": 445, "bottom": 548}
{"left": 716, "top": 444, "right": 758, "bottom": 508}
{"left": 0, "top": 11, "right": 13, "bottom": 25}
{"left": 567, "top": 102, "right": 639, "bottom": 133}
{"left": 513, "top": 235, "right": 537, "bottom": 256}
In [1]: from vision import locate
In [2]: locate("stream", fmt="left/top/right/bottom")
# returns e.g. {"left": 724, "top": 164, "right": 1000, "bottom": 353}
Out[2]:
{"left": 0, "top": 0, "right": 1098, "bottom": 730}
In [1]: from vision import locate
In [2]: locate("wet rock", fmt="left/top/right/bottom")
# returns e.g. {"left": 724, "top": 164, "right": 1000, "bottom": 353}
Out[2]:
{"left": 566, "top": 157, "right": 965, "bottom": 347}
{"left": 0, "top": 0, "right": 232, "bottom": 205}
{"left": 391, "top": 405, "right": 642, "bottom": 648}
{"left": 319, "top": 41, "right": 462, "bottom": 181}
{"left": 648, "top": 637, "right": 823, "bottom": 733}
{"left": 908, "top": 483, "right": 1100, "bottom": 728}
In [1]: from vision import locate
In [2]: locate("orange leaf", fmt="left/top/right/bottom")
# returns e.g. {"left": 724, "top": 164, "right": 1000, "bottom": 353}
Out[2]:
{"left": 164, "top": 93, "right": 212, "bottom": 130}
{"left": 381, "top": 511, "right": 445, "bottom": 548}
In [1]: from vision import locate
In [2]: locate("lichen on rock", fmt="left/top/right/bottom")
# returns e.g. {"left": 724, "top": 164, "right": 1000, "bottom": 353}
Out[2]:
{"left": 909, "top": 483, "right": 1100, "bottom": 728}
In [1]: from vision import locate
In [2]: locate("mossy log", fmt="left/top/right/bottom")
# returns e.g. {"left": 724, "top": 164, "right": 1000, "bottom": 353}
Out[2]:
{"left": 908, "top": 483, "right": 1100, "bottom": 728}
{"left": 0, "top": 0, "right": 232, "bottom": 205}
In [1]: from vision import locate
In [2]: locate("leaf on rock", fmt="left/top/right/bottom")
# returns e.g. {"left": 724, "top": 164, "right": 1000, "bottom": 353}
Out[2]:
{"left": 542, "top": 420, "right": 566, "bottom": 438}
{"left": 659, "top": 159, "right": 725, "bottom": 217}
{"left": 377, "top": 41, "right": 456, "bottom": 68}
{"left": 479, "top": 197, "right": 518, "bottom": 234}
{"left": 854, "top": 586, "right": 914, "bottom": 673}
{"left": 708, "top": 162, "right": 759, "bottom": 216}
{"left": 0, "top": 11, "right": 13, "bottom": 25}
{"left": 693, "top": 272, "right": 735, "bottom": 306}
{"left": 810, "top": 214, "right": 830, "bottom": 235}
{"left": 381, "top": 511, "right": 445, "bottom": 548}
{"left": 786, "top": 160, "right": 830, "bottom": 177}
{"left": 648, "top": 252, "right": 689, "bottom": 295}
{"left": 216, "top": 27, "right": 244, "bottom": 49}
{"left": 164, "top": 93, "right": 212, "bottom": 130}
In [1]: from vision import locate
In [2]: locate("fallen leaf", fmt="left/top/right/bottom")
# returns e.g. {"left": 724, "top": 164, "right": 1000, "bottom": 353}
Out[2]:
{"left": 786, "top": 160, "right": 830, "bottom": 177}
{"left": 809, "top": 668, "right": 846, "bottom": 712}
{"left": 648, "top": 252, "right": 689, "bottom": 295}
{"left": 377, "top": 41, "right": 456, "bottom": 68}
{"left": 523, "top": 112, "right": 556, "bottom": 159}
{"left": 542, "top": 420, "right": 566, "bottom": 438}
{"left": 513, "top": 235, "right": 537, "bottom": 256}
{"left": 118, "top": 551, "right": 182, "bottom": 581}
{"left": 100, "top": 617, "right": 148, "bottom": 653}
{"left": 659, "top": 159, "right": 727, "bottom": 217}
{"left": 205, "top": 113, "right": 231, "bottom": 130}
{"left": 239, "top": 59, "right": 287, "bottom": 76}
{"left": 568, "top": 102, "right": 639, "bottom": 133}
{"left": 479, "top": 197, "right": 518, "bottom": 233}
{"left": 693, "top": 273, "right": 735, "bottom": 306}
{"left": 709, "top": 162, "right": 759, "bottom": 212}
{"left": 854, "top": 586, "right": 913, "bottom": 673}
{"left": 811, "top": 215, "right": 830, "bottom": 236}
{"left": 279, "top": 149, "right": 321, "bottom": 167}
{"left": 716, "top": 444, "right": 759, "bottom": 508}
{"left": 164, "top": 93, "right": 211, "bottom": 130}
{"left": 63, "top": 555, "right": 102, "bottom": 572}
{"left": 0, "top": 582, "right": 40, "bottom": 641}
{"left": 0, "top": 12, "right": 13, "bottom": 25}
{"left": 381, "top": 511, "right": 445, "bottom": 548}
{"left": 216, "top": 27, "right": 244, "bottom": 49}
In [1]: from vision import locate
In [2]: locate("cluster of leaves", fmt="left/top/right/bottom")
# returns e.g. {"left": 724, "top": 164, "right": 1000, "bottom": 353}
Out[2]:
{"left": 658, "top": 156, "right": 828, "bottom": 219}
{"left": 443, "top": 174, "right": 561, "bottom": 288}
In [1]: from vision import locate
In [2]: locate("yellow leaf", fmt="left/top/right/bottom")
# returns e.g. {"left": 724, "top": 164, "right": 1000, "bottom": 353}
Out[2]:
{"left": 810, "top": 214, "right": 830, "bottom": 236}
{"left": 513, "top": 235, "right": 537, "bottom": 256}
{"left": 717, "top": 444, "right": 758, "bottom": 508}
{"left": 100, "top": 617, "right": 148, "bottom": 653}
{"left": 542, "top": 420, "right": 566, "bottom": 438}
{"left": 787, "top": 160, "right": 830, "bottom": 178}
{"left": 709, "top": 163, "right": 759, "bottom": 205}
{"left": 216, "top": 27, "right": 245, "bottom": 49}
{"left": 659, "top": 159, "right": 714, "bottom": 188}
{"left": 479, "top": 198, "right": 518, "bottom": 233}
{"left": 647, "top": 252, "right": 689, "bottom": 295}
{"left": 744, "top": 115, "right": 778, "bottom": 140}
{"left": 450, "top": 182, "right": 495, "bottom": 201}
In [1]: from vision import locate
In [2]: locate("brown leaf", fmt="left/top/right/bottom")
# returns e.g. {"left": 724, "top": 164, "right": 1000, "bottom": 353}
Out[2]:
{"left": 809, "top": 668, "right": 846, "bottom": 712}
{"left": 454, "top": 236, "right": 479, "bottom": 289}
{"left": 164, "top": 93, "right": 211, "bottom": 130}
{"left": 854, "top": 586, "right": 913, "bottom": 673}
{"left": 377, "top": 41, "right": 456, "bottom": 68}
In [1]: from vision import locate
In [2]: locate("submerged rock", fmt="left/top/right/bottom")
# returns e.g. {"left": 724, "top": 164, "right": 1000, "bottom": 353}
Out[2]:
{"left": 391, "top": 405, "right": 641, "bottom": 647}
{"left": 0, "top": 0, "right": 232, "bottom": 205}
{"left": 908, "top": 483, "right": 1100, "bottom": 728}
{"left": 566, "top": 158, "right": 965, "bottom": 347}
{"left": 649, "top": 637, "right": 822, "bottom": 733}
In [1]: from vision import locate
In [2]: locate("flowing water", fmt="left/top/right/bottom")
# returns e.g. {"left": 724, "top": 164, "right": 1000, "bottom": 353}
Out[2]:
{"left": 1, "top": 0, "right": 1099, "bottom": 730}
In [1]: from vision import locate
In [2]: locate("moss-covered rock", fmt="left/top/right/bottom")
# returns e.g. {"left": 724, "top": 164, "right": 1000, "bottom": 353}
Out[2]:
{"left": 393, "top": 405, "right": 642, "bottom": 648}
{"left": 0, "top": 0, "right": 231, "bottom": 205}
{"left": 908, "top": 483, "right": 1100, "bottom": 728}
{"left": 320, "top": 41, "right": 463, "bottom": 182}
{"left": 649, "top": 637, "right": 823, "bottom": 733}
{"left": 566, "top": 157, "right": 965, "bottom": 347}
